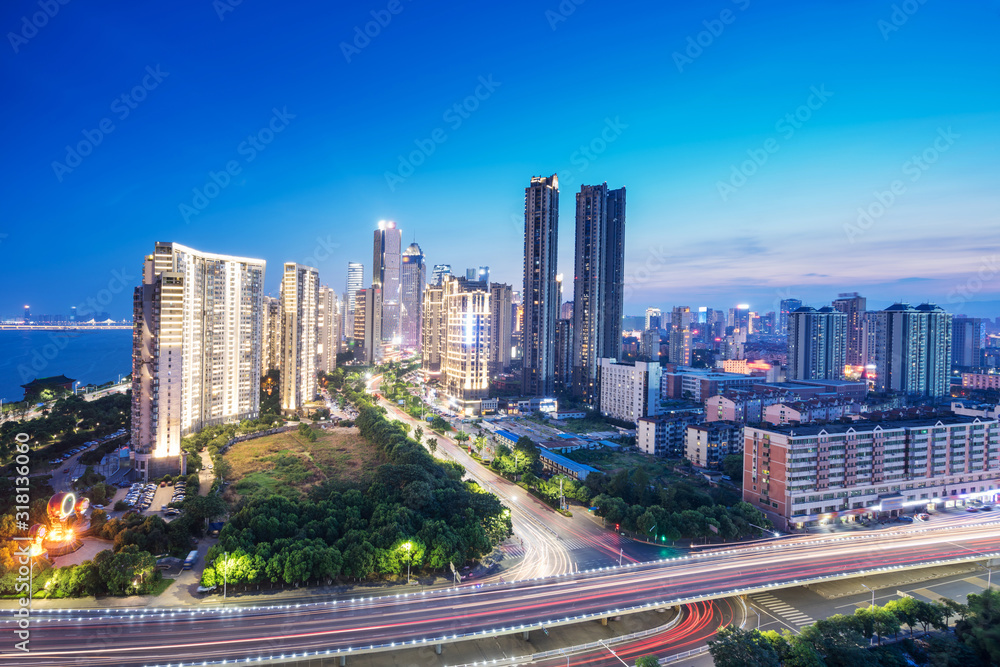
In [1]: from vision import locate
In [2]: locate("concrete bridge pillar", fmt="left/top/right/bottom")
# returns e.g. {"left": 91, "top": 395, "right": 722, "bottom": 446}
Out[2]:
{"left": 601, "top": 617, "right": 608, "bottom": 626}
{"left": 435, "top": 644, "right": 443, "bottom": 655}
{"left": 522, "top": 630, "right": 529, "bottom": 640}
{"left": 339, "top": 656, "right": 346, "bottom": 666}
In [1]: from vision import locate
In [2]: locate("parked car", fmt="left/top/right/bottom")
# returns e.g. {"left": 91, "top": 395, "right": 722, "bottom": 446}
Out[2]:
{"left": 965, "top": 506, "right": 979, "bottom": 513}
{"left": 916, "top": 513, "right": 930, "bottom": 521}
{"left": 897, "top": 516, "right": 914, "bottom": 523}
{"left": 980, "top": 505, "right": 994, "bottom": 512}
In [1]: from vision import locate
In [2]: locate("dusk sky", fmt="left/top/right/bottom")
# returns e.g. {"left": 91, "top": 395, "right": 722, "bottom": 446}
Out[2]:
{"left": 3, "top": 0, "right": 999, "bottom": 320}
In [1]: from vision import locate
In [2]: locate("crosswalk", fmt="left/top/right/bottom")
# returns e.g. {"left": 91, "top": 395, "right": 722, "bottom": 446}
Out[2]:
{"left": 751, "top": 592, "right": 815, "bottom": 627}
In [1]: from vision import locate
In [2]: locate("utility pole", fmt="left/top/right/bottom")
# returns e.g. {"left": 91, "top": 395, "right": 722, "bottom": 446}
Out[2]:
{"left": 223, "top": 551, "right": 228, "bottom": 599}
{"left": 559, "top": 478, "right": 564, "bottom": 511}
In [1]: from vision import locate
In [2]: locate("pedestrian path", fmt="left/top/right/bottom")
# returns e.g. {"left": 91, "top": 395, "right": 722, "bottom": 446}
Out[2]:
{"left": 751, "top": 592, "right": 815, "bottom": 627}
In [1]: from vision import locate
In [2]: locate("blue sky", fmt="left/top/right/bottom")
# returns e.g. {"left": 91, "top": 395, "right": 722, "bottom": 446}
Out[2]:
{"left": 2, "top": 0, "right": 999, "bottom": 320}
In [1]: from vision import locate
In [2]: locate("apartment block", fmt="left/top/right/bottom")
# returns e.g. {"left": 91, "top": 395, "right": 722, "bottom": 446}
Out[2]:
{"left": 742, "top": 417, "right": 1000, "bottom": 530}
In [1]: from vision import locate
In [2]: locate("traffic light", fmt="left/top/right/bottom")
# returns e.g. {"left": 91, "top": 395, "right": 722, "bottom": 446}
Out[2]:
{"left": 615, "top": 524, "right": 619, "bottom": 531}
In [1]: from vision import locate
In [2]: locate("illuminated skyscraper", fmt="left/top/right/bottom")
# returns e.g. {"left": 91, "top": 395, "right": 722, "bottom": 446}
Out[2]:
{"left": 832, "top": 292, "right": 866, "bottom": 366}
{"left": 372, "top": 221, "right": 402, "bottom": 342}
{"left": 571, "top": 183, "right": 627, "bottom": 404}
{"left": 778, "top": 298, "right": 802, "bottom": 336}
{"left": 400, "top": 243, "right": 426, "bottom": 350}
{"left": 345, "top": 262, "right": 364, "bottom": 340}
{"left": 317, "top": 286, "right": 340, "bottom": 374}
{"left": 280, "top": 263, "right": 320, "bottom": 413}
{"left": 522, "top": 174, "right": 560, "bottom": 397}
{"left": 443, "top": 276, "right": 491, "bottom": 414}
{"left": 261, "top": 296, "right": 280, "bottom": 373}
{"left": 421, "top": 282, "right": 445, "bottom": 377}
{"left": 354, "top": 286, "right": 383, "bottom": 365}
{"left": 489, "top": 282, "right": 513, "bottom": 374}
{"left": 867, "top": 303, "right": 951, "bottom": 396}
{"left": 787, "top": 306, "right": 847, "bottom": 381}
{"left": 132, "top": 242, "right": 264, "bottom": 481}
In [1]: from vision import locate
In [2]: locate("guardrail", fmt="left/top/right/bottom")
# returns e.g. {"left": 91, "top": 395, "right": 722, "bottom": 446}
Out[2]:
{"left": 92, "top": 547, "right": 1000, "bottom": 667}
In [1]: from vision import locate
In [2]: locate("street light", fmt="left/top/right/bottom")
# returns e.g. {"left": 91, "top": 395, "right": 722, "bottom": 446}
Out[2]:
{"left": 860, "top": 582, "right": 875, "bottom": 610}
{"left": 749, "top": 522, "right": 780, "bottom": 538}
{"left": 403, "top": 542, "right": 412, "bottom": 584}
{"left": 223, "top": 551, "right": 228, "bottom": 599}
{"left": 980, "top": 563, "right": 993, "bottom": 590}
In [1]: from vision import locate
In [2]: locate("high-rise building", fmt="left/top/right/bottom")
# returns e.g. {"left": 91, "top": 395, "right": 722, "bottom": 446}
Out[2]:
{"left": 465, "top": 266, "right": 490, "bottom": 283}
{"left": 571, "top": 183, "right": 627, "bottom": 404}
{"left": 400, "top": 243, "right": 426, "bottom": 350}
{"left": 730, "top": 304, "right": 751, "bottom": 333}
{"left": 554, "top": 318, "right": 573, "bottom": 393}
{"left": 317, "top": 286, "right": 340, "bottom": 374}
{"left": 952, "top": 316, "right": 985, "bottom": 368}
{"left": 560, "top": 301, "right": 574, "bottom": 320}
{"left": 645, "top": 307, "right": 661, "bottom": 331}
{"left": 641, "top": 328, "right": 661, "bottom": 362}
{"left": 668, "top": 327, "right": 691, "bottom": 365}
{"left": 372, "top": 221, "right": 402, "bottom": 342}
{"left": 131, "top": 242, "right": 264, "bottom": 481}
{"left": 261, "top": 295, "right": 281, "bottom": 373}
{"left": 488, "top": 282, "right": 513, "bottom": 375}
{"left": 354, "top": 286, "right": 383, "bottom": 365}
{"left": 787, "top": 306, "right": 847, "bottom": 381}
{"left": 421, "top": 282, "right": 446, "bottom": 378}
{"left": 832, "top": 292, "right": 867, "bottom": 366}
{"left": 866, "top": 303, "right": 952, "bottom": 396}
{"left": 598, "top": 358, "right": 661, "bottom": 423}
{"left": 431, "top": 264, "right": 452, "bottom": 286}
{"left": 345, "top": 262, "right": 364, "bottom": 340}
{"left": 522, "top": 174, "right": 560, "bottom": 397}
{"left": 443, "top": 276, "right": 491, "bottom": 414}
{"left": 778, "top": 298, "right": 802, "bottom": 336}
{"left": 280, "top": 263, "right": 320, "bottom": 413}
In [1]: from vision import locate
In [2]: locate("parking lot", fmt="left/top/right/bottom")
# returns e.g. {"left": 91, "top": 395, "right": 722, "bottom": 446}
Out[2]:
{"left": 120, "top": 478, "right": 190, "bottom": 518}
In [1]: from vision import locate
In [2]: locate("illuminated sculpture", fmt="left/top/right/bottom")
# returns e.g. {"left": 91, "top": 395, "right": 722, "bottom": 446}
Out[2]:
{"left": 42, "top": 491, "right": 89, "bottom": 556}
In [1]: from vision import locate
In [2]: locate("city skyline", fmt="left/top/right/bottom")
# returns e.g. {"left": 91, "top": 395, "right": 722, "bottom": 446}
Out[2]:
{"left": 4, "top": 1, "right": 999, "bottom": 319}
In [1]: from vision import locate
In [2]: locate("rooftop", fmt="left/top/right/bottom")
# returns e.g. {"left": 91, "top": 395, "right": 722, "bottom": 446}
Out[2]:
{"left": 753, "top": 415, "right": 994, "bottom": 436}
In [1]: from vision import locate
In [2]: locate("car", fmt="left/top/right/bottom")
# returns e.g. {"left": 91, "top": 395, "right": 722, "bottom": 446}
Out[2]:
{"left": 916, "top": 513, "right": 930, "bottom": 521}
{"left": 981, "top": 505, "right": 994, "bottom": 512}
{"left": 965, "top": 506, "right": 980, "bottom": 513}
{"left": 92, "top": 504, "right": 105, "bottom": 510}
{"left": 896, "top": 516, "right": 914, "bottom": 523}
{"left": 62, "top": 468, "right": 69, "bottom": 473}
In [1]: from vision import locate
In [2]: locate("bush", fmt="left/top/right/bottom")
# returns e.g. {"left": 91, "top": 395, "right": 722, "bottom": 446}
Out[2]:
{"left": 114, "top": 500, "right": 128, "bottom": 512}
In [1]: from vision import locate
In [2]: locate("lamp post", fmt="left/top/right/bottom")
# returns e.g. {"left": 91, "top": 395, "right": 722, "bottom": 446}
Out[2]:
{"left": 860, "top": 582, "right": 875, "bottom": 610}
{"left": 748, "top": 522, "right": 780, "bottom": 538}
{"left": 403, "top": 542, "right": 412, "bottom": 585}
{"left": 223, "top": 551, "right": 228, "bottom": 599}
{"left": 980, "top": 563, "right": 993, "bottom": 590}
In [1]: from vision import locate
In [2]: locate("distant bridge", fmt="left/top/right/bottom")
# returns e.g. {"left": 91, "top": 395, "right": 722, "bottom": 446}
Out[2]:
{"left": 0, "top": 322, "right": 131, "bottom": 330}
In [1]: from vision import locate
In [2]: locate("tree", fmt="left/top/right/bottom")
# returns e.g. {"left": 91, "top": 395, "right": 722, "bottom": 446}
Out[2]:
{"left": 956, "top": 588, "right": 1000, "bottom": 666}
{"left": 454, "top": 430, "right": 470, "bottom": 444}
{"left": 634, "top": 656, "right": 659, "bottom": 667}
{"left": 428, "top": 438, "right": 438, "bottom": 455}
{"left": 708, "top": 627, "right": 781, "bottom": 667}
{"left": 413, "top": 426, "right": 423, "bottom": 444}
{"left": 722, "top": 454, "right": 743, "bottom": 481}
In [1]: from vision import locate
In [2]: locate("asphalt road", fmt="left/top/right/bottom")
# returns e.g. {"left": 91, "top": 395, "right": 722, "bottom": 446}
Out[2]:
{"left": 8, "top": 522, "right": 1000, "bottom": 666}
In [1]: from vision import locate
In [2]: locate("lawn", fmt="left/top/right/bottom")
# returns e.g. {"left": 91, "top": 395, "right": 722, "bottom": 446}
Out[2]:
{"left": 225, "top": 426, "right": 386, "bottom": 499}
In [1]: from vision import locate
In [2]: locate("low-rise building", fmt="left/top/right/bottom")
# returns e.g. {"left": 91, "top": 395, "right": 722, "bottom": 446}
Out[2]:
{"left": 550, "top": 409, "right": 587, "bottom": 420}
{"left": 763, "top": 399, "right": 862, "bottom": 425}
{"left": 685, "top": 422, "right": 742, "bottom": 469}
{"left": 962, "top": 373, "right": 1000, "bottom": 391}
{"left": 661, "top": 367, "right": 755, "bottom": 402}
{"left": 539, "top": 449, "right": 600, "bottom": 481}
{"left": 637, "top": 411, "right": 703, "bottom": 458}
{"left": 742, "top": 416, "right": 1000, "bottom": 530}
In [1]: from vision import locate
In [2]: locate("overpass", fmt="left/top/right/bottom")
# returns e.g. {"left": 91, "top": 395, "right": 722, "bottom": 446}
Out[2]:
{"left": 9, "top": 522, "right": 1000, "bottom": 667}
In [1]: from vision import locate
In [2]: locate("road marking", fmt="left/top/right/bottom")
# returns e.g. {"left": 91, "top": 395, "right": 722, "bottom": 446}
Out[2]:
{"left": 751, "top": 593, "right": 815, "bottom": 627}
{"left": 963, "top": 576, "right": 990, "bottom": 588}
{"left": 910, "top": 587, "right": 943, "bottom": 602}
